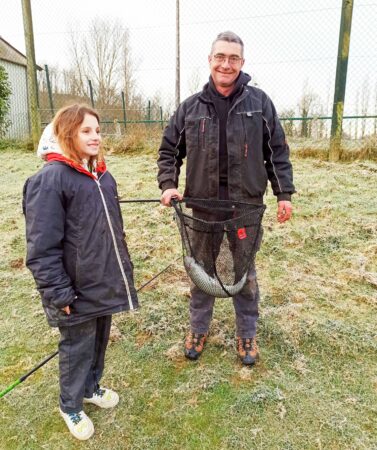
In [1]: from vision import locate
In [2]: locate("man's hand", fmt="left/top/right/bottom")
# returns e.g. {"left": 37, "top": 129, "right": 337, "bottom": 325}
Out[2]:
{"left": 61, "top": 305, "right": 70, "bottom": 315}
{"left": 160, "top": 188, "right": 183, "bottom": 207}
{"left": 277, "top": 201, "right": 292, "bottom": 223}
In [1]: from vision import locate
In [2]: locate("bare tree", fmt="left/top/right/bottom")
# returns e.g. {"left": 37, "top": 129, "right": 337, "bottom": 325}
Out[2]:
{"left": 324, "top": 77, "right": 332, "bottom": 139}
{"left": 279, "top": 108, "right": 296, "bottom": 137}
{"left": 360, "top": 76, "right": 370, "bottom": 139}
{"left": 315, "top": 106, "right": 326, "bottom": 140}
{"left": 122, "top": 28, "right": 138, "bottom": 109}
{"left": 354, "top": 89, "right": 359, "bottom": 139}
{"left": 298, "top": 79, "right": 319, "bottom": 138}
{"left": 69, "top": 18, "right": 137, "bottom": 108}
{"left": 187, "top": 69, "right": 201, "bottom": 95}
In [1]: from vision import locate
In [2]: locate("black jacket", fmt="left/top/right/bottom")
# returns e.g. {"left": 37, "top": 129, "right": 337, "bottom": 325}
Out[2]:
{"left": 157, "top": 73, "right": 295, "bottom": 203}
{"left": 23, "top": 158, "right": 138, "bottom": 327}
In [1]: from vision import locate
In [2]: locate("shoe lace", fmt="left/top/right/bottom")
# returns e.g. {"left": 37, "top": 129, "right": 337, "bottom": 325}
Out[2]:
{"left": 191, "top": 333, "right": 204, "bottom": 345}
{"left": 240, "top": 338, "right": 253, "bottom": 352}
{"left": 94, "top": 387, "right": 106, "bottom": 398}
{"left": 68, "top": 412, "right": 82, "bottom": 425}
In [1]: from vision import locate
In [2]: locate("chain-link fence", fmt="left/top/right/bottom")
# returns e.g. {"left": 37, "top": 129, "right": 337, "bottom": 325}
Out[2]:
{"left": 0, "top": 0, "right": 376, "bottom": 153}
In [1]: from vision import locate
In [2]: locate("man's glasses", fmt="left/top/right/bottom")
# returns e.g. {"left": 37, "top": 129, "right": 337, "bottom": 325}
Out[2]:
{"left": 212, "top": 54, "right": 243, "bottom": 64}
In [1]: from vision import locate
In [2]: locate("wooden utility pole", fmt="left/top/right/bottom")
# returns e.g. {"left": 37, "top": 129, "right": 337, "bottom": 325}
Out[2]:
{"left": 21, "top": 0, "right": 41, "bottom": 147}
{"left": 175, "top": 0, "right": 180, "bottom": 109}
{"left": 329, "top": 0, "right": 354, "bottom": 161}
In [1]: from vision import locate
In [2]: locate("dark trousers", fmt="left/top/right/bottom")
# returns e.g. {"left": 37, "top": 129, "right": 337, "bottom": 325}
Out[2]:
{"left": 190, "top": 266, "right": 260, "bottom": 338}
{"left": 58, "top": 315, "right": 112, "bottom": 414}
{"left": 189, "top": 184, "right": 261, "bottom": 338}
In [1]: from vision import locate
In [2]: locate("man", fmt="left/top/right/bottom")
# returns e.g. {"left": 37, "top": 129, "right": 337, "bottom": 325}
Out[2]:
{"left": 157, "top": 31, "right": 294, "bottom": 365}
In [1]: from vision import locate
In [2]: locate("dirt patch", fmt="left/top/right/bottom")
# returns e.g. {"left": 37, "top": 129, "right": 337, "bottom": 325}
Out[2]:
{"left": 9, "top": 258, "right": 24, "bottom": 269}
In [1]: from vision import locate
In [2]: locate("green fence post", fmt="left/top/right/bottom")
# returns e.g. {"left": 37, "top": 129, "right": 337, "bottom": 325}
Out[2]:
{"left": 21, "top": 0, "right": 41, "bottom": 147}
{"left": 121, "top": 91, "right": 127, "bottom": 131}
{"left": 88, "top": 79, "right": 95, "bottom": 107}
{"left": 329, "top": 0, "right": 354, "bottom": 162}
{"left": 45, "top": 64, "right": 54, "bottom": 118}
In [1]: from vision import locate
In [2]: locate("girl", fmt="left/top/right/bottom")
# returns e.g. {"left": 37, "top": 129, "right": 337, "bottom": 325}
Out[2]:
{"left": 23, "top": 104, "right": 138, "bottom": 440}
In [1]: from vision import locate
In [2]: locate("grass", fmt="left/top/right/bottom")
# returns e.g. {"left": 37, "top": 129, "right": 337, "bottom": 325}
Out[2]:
{"left": 288, "top": 136, "right": 377, "bottom": 161}
{"left": 0, "top": 145, "right": 376, "bottom": 449}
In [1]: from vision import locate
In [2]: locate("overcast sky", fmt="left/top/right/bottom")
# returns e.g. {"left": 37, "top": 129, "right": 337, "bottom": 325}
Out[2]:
{"left": 1, "top": 0, "right": 376, "bottom": 115}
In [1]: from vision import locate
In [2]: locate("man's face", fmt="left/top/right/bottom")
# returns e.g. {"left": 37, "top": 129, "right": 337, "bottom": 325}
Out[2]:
{"left": 208, "top": 40, "right": 244, "bottom": 91}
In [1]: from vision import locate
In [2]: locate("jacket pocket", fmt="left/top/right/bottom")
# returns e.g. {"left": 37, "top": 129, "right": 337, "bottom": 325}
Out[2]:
{"left": 42, "top": 300, "right": 70, "bottom": 325}
{"left": 185, "top": 116, "right": 211, "bottom": 152}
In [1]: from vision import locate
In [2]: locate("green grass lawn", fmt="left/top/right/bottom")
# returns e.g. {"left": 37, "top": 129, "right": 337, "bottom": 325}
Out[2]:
{"left": 0, "top": 147, "right": 376, "bottom": 450}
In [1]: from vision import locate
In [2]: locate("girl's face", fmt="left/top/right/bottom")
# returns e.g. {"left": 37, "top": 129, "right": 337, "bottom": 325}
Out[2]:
{"left": 75, "top": 113, "right": 101, "bottom": 160}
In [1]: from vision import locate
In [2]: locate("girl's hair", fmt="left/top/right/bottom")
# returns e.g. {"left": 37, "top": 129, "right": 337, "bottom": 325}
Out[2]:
{"left": 53, "top": 104, "right": 102, "bottom": 166}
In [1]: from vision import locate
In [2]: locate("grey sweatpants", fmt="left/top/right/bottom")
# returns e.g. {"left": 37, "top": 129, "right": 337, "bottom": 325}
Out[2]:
{"left": 58, "top": 315, "right": 112, "bottom": 414}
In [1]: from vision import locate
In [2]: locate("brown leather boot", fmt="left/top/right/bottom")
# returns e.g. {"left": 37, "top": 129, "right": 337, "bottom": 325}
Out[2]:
{"left": 236, "top": 336, "right": 259, "bottom": 366}
{"left": 184, "top": 332, "right": 207, "bottom": 360}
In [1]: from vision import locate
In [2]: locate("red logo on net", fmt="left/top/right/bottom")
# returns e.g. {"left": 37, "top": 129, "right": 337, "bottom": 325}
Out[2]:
{"left": 237, "top": 228, "right": 247, "bottom": 240}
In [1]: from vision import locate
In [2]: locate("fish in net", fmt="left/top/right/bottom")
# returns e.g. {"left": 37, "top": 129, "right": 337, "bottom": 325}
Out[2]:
{"left": 172, "top": 198, "right": 266, "bottom": 298}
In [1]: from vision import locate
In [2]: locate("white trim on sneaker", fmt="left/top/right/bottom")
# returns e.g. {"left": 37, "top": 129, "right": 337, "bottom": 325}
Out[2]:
{"left": 59, "top": 408, "right": 94, "bottom": 441}
{"left": 83, "top": 387, "right": 119, "bottom": 408}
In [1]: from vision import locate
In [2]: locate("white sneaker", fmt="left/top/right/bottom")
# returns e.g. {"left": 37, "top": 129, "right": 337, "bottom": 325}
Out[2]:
{"left": 59, "top": 409, "right": 94, "bottom": 440}
{"left": 83, "top": 387, "right": 119, "bottom": 408}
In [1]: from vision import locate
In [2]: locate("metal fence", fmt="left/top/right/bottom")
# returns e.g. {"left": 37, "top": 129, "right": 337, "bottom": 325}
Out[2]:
{"left": 0, "top": 0, "right": 376, "bottom": 150}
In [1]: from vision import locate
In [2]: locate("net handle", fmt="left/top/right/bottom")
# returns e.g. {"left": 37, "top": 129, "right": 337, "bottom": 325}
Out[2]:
{"left": 171, "top": 199, "right": 194, "bottom": 257}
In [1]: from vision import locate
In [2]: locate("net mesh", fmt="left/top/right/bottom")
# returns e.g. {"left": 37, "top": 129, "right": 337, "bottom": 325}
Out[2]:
{"left": 173, "top": 198, "right": 266, "bottom": 298}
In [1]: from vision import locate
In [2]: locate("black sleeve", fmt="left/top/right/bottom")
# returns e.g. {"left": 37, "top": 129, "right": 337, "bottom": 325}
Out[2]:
{"left": 157, "top": 103, "right": 187, "bottom": 191}
{"left": 23, "top": 175, "right": 76, "bottom": 308}
{"left": 262, "top": 95, "right": 295, "bottom": 201}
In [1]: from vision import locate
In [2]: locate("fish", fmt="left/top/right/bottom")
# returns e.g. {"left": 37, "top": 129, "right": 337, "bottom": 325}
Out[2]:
{"left": 184, "top": 256, "right": 247, "bottom": 298}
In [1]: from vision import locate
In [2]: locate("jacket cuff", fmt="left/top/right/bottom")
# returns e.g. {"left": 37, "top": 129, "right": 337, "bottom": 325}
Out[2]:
{"left": 48, "top": 288, "right": 76, "bottom": 309}
{"left": 160, "top": 181, "right": 177, "bottom": 192}
{"left": 277, "top": 193, "right": 292, "bottom": 202}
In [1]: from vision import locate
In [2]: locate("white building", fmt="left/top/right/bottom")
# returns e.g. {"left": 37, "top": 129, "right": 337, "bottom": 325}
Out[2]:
{"left": 0, "top": 36, "right": 41, "bottom": 139}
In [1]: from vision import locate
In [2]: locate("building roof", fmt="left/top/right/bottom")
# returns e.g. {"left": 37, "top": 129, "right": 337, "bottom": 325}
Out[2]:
{"left": 0, "top": 36, "right": 42, "bottom": 70}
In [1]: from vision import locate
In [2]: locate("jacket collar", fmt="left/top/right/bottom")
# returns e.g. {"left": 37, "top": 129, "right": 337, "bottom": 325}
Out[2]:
{"left": 199, "top": 71, "right": 252, "bottom": 103}
{"left": 46, "top": 153, "right": 107, "bottom": 180}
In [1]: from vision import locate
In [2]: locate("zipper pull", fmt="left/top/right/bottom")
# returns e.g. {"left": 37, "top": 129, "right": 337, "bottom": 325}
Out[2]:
{"left": 244, "top": 143, "right": 248, "bottom": 158}
{"left": 201, "top": 118, "right": 206, "bottom": 133}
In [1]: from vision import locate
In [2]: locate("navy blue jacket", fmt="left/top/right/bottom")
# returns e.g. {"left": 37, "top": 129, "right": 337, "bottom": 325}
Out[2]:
{"left": 23, "top": 158, "right": 138, "bottom": 327}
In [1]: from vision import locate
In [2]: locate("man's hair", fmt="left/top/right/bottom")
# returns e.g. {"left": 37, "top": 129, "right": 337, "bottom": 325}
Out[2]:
{"left": 53, "top": 103, "right": 102, "bottom": 165}
{"left": 210, "top": 31, "right": 244, "bottom": 57}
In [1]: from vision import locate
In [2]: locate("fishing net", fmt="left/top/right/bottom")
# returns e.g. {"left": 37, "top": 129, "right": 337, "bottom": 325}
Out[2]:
{"left": 173, "top": 198, "right": 266, "bottom": 298}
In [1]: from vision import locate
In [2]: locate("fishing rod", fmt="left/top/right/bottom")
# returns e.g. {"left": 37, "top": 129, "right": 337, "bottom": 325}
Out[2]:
{"left": 0, "top": 256, "right": 181, "bottom": 399}
{"left": 118, "top": 199, "right": 161, "bottom": 203}
{"left": 0, "top": 351, "right": 59, "bottom": 399}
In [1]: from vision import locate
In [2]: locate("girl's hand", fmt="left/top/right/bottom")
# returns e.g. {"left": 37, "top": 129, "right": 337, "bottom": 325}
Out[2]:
{"left": 61, "top": 305, "right": 71, "bottom": 315}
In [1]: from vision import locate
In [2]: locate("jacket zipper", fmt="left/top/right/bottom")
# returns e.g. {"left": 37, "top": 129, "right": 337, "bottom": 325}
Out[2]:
{"left": 262, "top": 115, "right": 283, "bottom": 192}
{"left": 240, "top": 114, "right": 248, "bottom": 158}
{"left": 95, "top": 177, "right": 134, "bottom": 310}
